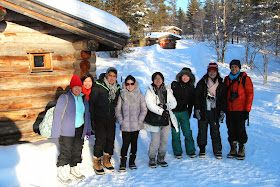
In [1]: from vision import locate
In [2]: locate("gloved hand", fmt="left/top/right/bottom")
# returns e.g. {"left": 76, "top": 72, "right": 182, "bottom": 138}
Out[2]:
{"left": 195, "top": 110, "right": 201, "bottom": 120}
{"left": 218, "top": 111, "right": 225, "bottom": 122}
{"left": 162, "top": 104, "right": 167, "bottom": 110}
{"left": 87, "top": 132, "right": 91, "bottom": 139}
{"left": 162, "top": 110, "right": 169, "bottom": 119}
{"left": 244, "top": 111, "right": 249, "bottom": 120}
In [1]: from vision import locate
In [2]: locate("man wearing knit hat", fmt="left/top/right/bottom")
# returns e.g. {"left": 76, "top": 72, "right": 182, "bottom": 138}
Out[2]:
{"left": 224, "top": 59, "right": 254, "bottom": 160}
{"left": 52, "top": 74, "right": 92, "bottom": 184}
{"left": 89, "top": 67, "right": 121, "bottom": 174}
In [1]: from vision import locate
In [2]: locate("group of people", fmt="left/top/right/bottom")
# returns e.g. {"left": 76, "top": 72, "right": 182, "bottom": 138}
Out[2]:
{"left": 51, "top": 59, "right": 254, "bottom": 184}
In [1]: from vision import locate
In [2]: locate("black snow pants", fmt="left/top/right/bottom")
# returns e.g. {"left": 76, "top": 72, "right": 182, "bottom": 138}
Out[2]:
{"left": 57, "top": 125, "right": 84, "bottom": 167}
{"left": 226, "top": 111, "right": 248, "bottom": 144}
{"left": 121, "top": 131, "right": 139, "bottom": 158}
{"left": 197, "top": 109, "right": 222, "bottom": 153}
{"left": 94, "top": 116, "right": 116, "bottom": 157}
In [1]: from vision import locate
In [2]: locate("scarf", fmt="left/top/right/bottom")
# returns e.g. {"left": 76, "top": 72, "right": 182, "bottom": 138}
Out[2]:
{"left": 104, "top": 77, "right": 119, "bottom": 102}
{"left": 153, "top": 83, "right": 167, "bottom": 104}
{"left": 229, "top": 71, "right": 240, "bottom": 80}
{"left": 82, "top": 85, "right": 91, "bottom": 101}
{"left": 121, "top": 86, "right": 140, "bottom": 107}
{"left": 207, "top": 77, "right": 219, "bottom": 108}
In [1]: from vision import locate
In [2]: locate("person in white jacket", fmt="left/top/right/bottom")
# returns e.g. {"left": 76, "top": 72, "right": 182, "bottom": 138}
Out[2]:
{"left": 144, "top": 72, "right": 178, "bottom": 168}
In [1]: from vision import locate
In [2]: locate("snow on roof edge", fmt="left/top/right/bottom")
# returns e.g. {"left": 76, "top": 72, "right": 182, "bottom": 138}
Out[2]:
{"left": 30, "top": 0, "right": 130, "bottom": 38}
{"left": 146, "top": 32, "right": 182, "bottom": 39}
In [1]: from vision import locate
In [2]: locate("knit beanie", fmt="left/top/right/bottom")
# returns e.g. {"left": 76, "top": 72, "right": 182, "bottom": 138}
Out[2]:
{"left": 152, "top": 72, "right": 164, "bottom": 82}
{"left": 106, "top": 67, "right": 118, "bottom": 76}
{"left": 230, "top": 59, "right": 241, "bottom": 69}
{"left": 207, "top": 62, "right": 219, "bottom": 72}
{"left": 70, "top": 74, "right": 82, "bottom": 89}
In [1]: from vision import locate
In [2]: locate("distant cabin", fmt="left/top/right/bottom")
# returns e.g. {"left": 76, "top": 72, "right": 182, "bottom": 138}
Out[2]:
{"left": 0, "top": 0, "right": 129, "bottom": 144}
{"left": 146, "top": 32, "right": 181, "bottom": 49}
{"left": 161, "top": 26, "right": 182, "bottom": 36}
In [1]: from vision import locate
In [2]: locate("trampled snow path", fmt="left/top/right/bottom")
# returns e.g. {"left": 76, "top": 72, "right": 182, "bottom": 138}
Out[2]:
{"left": 0, "top": 39, "right": 279, "bottom": 186}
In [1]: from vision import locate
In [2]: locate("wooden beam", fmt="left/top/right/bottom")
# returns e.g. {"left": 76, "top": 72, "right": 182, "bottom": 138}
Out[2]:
{"left": 0, "top": 0, "right": 128, "bottom": 50}
{"left": 0, "top": 6, "right": 6, "bottom": 21}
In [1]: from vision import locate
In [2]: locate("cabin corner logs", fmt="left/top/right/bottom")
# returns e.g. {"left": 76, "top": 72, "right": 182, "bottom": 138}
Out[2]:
{"left": 0, "top": 10, "right": 98, "bottom": 143}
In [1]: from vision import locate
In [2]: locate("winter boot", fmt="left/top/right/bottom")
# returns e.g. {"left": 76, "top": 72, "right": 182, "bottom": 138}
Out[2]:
{"left": 157, "top": 156, "right": 168, "bottom": 167}
{"left": 57, "top": 164, "right": 72, "bottom": 184}
{"left": 94, "top": 157, "right": 105, "bottom": 175}
{"left": 70, "top": 163, "right": 86, "bottom": 180}
{"left": 119, "top": 156, "right": 127, "bottom": 172}
{"left": 227, "top": 142, "right": 237, "bottom": 158}
{"left": 149, "top": 157, "right": 157, "bottom": 168}
{"left": 189, "top": 153, "right": 197, "bottom": 158}
{"left": 199, "top": 146, "right": 206, "bottom": 158}
{"left": 236, "top": 144, "right": 245, "bottom": 160}
{"left": 103, "top": 154, "right": 115, "bottom": 172}
{"left": 129, "top": 153, "right": 137, "bottom": 170}
{"left": 175, "top": 154, "right": 182, "bottom": 159}
{"left": 214, "top": 151, "right": 223, "bottom": 159}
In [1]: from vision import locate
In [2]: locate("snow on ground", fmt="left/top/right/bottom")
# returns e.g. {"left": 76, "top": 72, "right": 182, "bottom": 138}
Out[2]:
{"left": 0, "top": 39, "right": 280, "bottom": 186}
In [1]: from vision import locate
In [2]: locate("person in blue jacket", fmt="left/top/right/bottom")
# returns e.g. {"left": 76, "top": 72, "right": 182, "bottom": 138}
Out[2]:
{"left": 52, "top": 74, "right": 92, "bottom": 184}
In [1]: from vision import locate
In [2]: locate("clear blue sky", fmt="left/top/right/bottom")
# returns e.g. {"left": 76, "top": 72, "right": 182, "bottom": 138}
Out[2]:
{"left": 175, "top": 0, "right": 205, "bottom": 13}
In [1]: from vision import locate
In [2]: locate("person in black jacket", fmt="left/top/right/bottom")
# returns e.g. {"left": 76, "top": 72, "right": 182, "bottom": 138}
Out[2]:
{"left": 89, "top": 67, "right": 121, "bottom": 175}
{"left": 194, "top": 63, "right": 226, "bottom": 159}
{"left": 171, "top": 67, "right": 196, "bottom": 159}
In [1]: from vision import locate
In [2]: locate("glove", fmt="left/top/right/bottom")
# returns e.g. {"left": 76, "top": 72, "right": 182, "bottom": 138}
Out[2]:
{"left": 244, "top": 111, "right": 249, "bottom": 120}
{"left": 218, "top": 111, "right": 225, "bottom": 122}
{"left": 195, "top": 110, "right": 201, "bottom": 120}
{"left": 161, "top": 110, "right": 169, "bottom": 119}
{"left": 87, "top": 132, "right": 91, "bottom": 139}
{"left": 162, "top": 104, "right": 167, "bottom": 110}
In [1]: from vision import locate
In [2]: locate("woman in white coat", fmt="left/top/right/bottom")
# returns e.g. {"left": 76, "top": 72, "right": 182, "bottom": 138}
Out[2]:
{"left": 144, "top": 72, "right": 177, "bottom": 168}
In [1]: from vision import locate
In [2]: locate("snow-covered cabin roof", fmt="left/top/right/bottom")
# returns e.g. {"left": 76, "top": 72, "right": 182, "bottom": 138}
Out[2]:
{"left": 161, "top": 26, "right": 182, "bottom": 32}
{"left": 146, "top": 32, "right": 181, "bottom": 39}
{"left": 0, "top": 0, "right": 129, "bottom": 50}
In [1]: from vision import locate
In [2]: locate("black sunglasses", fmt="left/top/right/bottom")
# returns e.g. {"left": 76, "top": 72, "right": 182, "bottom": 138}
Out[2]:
{"left": 125, "top": 82, "right": 135, "bottom": 86}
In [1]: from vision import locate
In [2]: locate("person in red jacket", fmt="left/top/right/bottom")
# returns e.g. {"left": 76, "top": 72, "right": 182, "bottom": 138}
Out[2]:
{"left": 224, "top": 60, "right": 254, "bottom": 160}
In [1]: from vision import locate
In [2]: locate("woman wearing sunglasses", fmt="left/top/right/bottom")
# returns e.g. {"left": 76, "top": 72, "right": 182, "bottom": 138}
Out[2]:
{"left": 115, "top": 75, "right": 147, "bottom": 172}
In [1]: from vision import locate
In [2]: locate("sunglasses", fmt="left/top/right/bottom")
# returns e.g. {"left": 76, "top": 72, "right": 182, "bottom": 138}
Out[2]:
{"left": 125, "top": 82, "right": 135, "bottom": 86}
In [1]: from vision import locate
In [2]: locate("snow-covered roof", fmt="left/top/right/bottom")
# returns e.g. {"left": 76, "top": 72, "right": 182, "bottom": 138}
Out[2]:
{"left": 146, "top": 32, "right": 182, "bottom": 39}
{"left": 161, "top": 26, "right": 182, "bottom": 32}
{"left": 31, "top": 0, "right": 130, "bottom": 38}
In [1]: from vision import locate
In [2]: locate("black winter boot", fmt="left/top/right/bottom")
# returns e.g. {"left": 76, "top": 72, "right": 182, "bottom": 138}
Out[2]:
{"left": 119, "top": 156, "right": 127, "bottom": 172}
{"left": 199, "top": 146, "right": 206, "bottom": 158}
{"left": 129, "top": 153, "right": 137, "bottom": 170}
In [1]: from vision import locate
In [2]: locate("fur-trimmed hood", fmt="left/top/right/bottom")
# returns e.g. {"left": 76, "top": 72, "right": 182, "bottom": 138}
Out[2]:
{"left": 175, "top": 69, "right": 195, "bottom": 86}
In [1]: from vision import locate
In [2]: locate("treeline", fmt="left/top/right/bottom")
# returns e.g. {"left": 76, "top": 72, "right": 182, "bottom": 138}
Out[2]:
{"left": 80, "top": 0, "right": 279, "bottom": 84}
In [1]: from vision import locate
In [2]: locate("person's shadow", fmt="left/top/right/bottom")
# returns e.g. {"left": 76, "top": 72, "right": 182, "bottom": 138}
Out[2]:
{"left": 33, "top": 86, "right": 69, "bottom": 134}
{"left": 0, "top": 117, "right": 21, "bottom": 185}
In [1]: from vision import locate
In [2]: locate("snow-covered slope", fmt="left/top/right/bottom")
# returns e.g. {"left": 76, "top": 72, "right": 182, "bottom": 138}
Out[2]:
{"left": 0, "top": 39, "right": 279, "bottom": 186}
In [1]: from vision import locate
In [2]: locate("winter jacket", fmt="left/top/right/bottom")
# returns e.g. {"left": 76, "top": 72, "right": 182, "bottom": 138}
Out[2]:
{"left": 224, "top": 72, "right": 254, "bottom": 112}
{"left": 144, "top": 84, "right": 178, "bottom": 132}
{"left": 194, "top": 74, "right": 227, "bottom": 122}
{"left": 115, "top": 81, "right": 148, "bottom": 132}
{"left": 51, "top": 91, "right": 91, "bottom": 139}
{"left": 89, "top": 73, "right": 121, "bottom": 119}
{"left": 171, "top": 70, "right": 195, "bottom": 115}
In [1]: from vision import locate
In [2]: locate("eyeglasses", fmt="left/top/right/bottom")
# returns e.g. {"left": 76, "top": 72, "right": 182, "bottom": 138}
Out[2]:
{"left": 125, "top": 82, "right": 135, "bottom": 86}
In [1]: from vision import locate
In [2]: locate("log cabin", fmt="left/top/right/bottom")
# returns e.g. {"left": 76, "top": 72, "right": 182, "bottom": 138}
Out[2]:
{"left": 161, "top": 26, "right": 182, "bottom": 36}
{"left": 146, "top": 32, "right": 181, "bottom": 49}
{"left": 0, "top": 0, "right": 129, "bottom": 144}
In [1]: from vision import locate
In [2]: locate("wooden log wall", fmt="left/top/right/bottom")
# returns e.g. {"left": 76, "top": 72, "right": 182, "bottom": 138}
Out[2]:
{"left": 0, "top": 10, "right": 97, "bottom": 144}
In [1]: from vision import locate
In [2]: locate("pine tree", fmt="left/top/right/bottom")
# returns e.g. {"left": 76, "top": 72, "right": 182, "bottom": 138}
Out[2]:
{"left": 186, "top": 0, "right": 200, "bottom": 38}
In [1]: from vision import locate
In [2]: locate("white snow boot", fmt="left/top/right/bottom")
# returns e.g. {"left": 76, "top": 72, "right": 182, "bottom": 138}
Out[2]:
{"left": 57, "top": 164, "right": 72, "bottom": 184}
{"left": 70, "top": 163, "right": 86, "bottom": 180}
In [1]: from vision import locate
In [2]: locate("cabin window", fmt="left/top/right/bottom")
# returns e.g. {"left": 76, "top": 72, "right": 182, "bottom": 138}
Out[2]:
{"left": 29, "top": 53, "right": 52, "bottom": 72}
